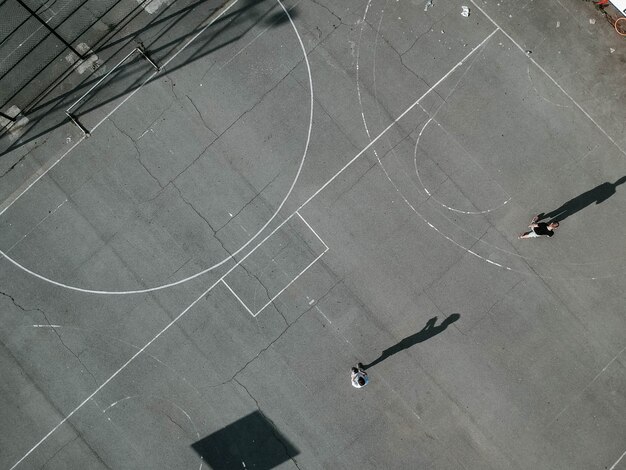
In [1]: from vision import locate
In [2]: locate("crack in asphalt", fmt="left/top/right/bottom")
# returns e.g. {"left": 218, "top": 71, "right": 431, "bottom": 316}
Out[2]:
{"left": 171, "top": 182, "right": 219, "bottom": 234}
{"left": 214, "top": 171, "right": 281, "bottom": 234}
{"left": 167, "top": 138, "right": 215, "bottom": 185}
{"left": 244, "top": 261, "right": 289, "bottom": 325}
{"left": 309, "top": 0, "right": 348, "bottom": 27}
{"left": 234, "top": 377, "right": 302, "bottom": 469}
{"left": 169, "top": 182, "right": 236, "bottom": 263}
{"left": 108, "top": 118, "right": 164, "bottom": 188}
{"left": 0, "top": 290, "right": 99, "bottom": 386}
{"left": 215, "top": 278, "right": 341, "bottom": 387}
{"left": 0, "top": 139, "right": 47, "bottom": 179}
{"left": 185, "top": 94, "right": 216, "bottom": 134}
{"left": 37, "top": 436, "right": 79, "bottom": 470}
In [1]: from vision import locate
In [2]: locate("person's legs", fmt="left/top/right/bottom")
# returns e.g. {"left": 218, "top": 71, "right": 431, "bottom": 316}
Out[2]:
{"left": 519, "top": 230, "right": 539, "bottom": 239}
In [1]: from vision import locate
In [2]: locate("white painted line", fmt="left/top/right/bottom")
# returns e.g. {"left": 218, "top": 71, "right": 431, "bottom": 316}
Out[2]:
{"left": 90, "top": 0, "right": 242, "bottom": 133}
{"left": 4, "top": 199, "right": 68, "bottom": 257}
{"left": 218, "top": 0, "right": 302, "bottom": 70}
{"left": 102, "top": 395, "right": 136, "bottom": 413}
{"left": 99, "top": 394, "right": 202, "bottom": 470}
{"left": 0, "top": 0, "right": 316, "bottom": 296}
{"left": 355, "top": 0, "right": 626, "bottom": 279}
{"left": 470, "top": 0, "right": 626, "bottom": 158}
{"left": 414, "top": 115, "right": 512, "bottom": 214}
{"left": 610, "top": 449, "right": 626, "bottom": 470}
{"left": 295, "top": 27, "right": 500, "bottom": 215}
{"left": 138, "top": 128, "right": 153, "bottom": 139}
{"left": 547, "top": 344, "right": 626, "bottom": 429}
{"left": 10, "top": 215, "right": 305, "bottom": 468}
{"left": 0, "top": 138, "right": 85, "bottom": 217}
{"left": 0, "top": 14, "right": 55, "bottom": 69}
{"left": 66, "top": 48, "right": 139, "bottom": 112}
{"left": 221, "top": 279, "right": 255, "bottom": 316}
{"left": 226, "top": 212, "right": 296, "bottom": 275}
{"left": 219, "top": 20, "right": 279, "bottom": 70}
{"left": 7, "top": 23, "right": 494, "bottom": 466}
{"left": 9, "top": 155, "right": 305, "bottom": 469}
{"left": 8, "top": 273, "right": 224, "bottom": 470}
{"left": 546, "top": 346, "right": 626, "bottom": 426}
{"left": 32, "top": 324, "right": 61, "bottom": 328}
{"left": 358, "top": 20, "right": 541, "bottom": 276}
{"left": 252, "top": 249, "right": 327, "bottom": 317}
{"left": 222, "top": 211, "right": 329, "bottom": 317}
{"left": 296, "top": 211, "right": 329, "bottom": 251}
{"left": 314, "top": 305, "right": 331, "bottom": 324}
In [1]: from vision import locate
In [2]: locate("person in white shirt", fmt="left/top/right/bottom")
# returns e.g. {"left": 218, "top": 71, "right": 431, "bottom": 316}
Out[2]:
{"left": 350, "top": 363, "right": 369, "bottom": 388}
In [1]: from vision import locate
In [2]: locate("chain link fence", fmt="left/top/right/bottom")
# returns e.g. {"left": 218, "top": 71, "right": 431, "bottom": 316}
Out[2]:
{"left": 0, "top": 0, "right": 137, "bottom": 112}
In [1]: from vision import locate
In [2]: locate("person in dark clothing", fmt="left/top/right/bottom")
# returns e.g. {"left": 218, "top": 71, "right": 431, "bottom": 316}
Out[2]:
{"left": 518, "top": 215, "right": 559, "bottom": 239}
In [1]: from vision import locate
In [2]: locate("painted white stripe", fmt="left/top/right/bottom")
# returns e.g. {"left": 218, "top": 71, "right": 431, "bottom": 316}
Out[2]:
{"left": 8, "top": 274, "right": 221, "bottom": 470}
{"left": 252, "top": 250, "right": 327, "bottom": 317}
{"left": 0, "top": 139, "right": 85, "bottom": 218}
{"left": 221, "top": 279, "right": 255, "bottom": 316}
{"left": 9, "top": 23, "right": 502, "bottom": 470}
{"left": 0, "top": 0, "right": 314, "bottom": 295}
{"left": 470, "top": 0, "right": 626, "bottom": 158}
{"left": 218, "top": 0, "right": 304, "bottom": 70}
{"left": 1, "top": 0, "right": 316, "bottom": 295}
{"left": 295, "top": 28, "right": 500, "bottom": 215}
{"left": 547, "top": 344, "right": 626, "bottom": 429}
{"left": 314, "top": 305, "right": 332, "bottom": 324}
{"left": 221, "top": 211, "right": 329, "bottom": 317}
{"left": 610, "top": 449, "right": 626, "bottom": 470}
{"left": 90, "top": 0, "right": 243, "bottom": 133}
{"left": 8, "top": 4, "right": 313, "bottom": 462}
{"left": 296, "top": 211, "right": 329, "bottom": 251}
{"left": 66, "top": 48, "right": 139, "bottom": 112}
{"left": 4, "top": 199, "right": 67, "bottom": 255}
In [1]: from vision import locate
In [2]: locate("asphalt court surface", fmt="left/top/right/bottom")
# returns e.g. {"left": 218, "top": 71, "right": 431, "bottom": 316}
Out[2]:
{"left": 1, "top": 0, "right": 626, "bottom": 469}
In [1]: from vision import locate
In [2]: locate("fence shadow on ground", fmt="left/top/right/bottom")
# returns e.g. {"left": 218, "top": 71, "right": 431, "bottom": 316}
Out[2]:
{"left": 0, "top": 0, "right": 298, "bottom": 158}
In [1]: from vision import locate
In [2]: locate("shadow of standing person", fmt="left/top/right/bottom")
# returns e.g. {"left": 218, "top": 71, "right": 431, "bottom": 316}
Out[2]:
{"left": 361, "top": 314, "right": 460, "bottom": 370}
{"left": 538, "top": 176, "right": 626, "bottom": 223}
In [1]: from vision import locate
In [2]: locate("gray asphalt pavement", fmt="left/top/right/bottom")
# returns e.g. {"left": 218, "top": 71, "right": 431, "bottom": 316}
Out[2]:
{"left": 1, "top": 0, "right": 626, "bottom": 469}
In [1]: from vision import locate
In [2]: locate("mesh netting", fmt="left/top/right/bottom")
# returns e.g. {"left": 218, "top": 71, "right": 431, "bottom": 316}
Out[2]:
{"left": 0, "top": 0, "right": 131, "bottom": 110}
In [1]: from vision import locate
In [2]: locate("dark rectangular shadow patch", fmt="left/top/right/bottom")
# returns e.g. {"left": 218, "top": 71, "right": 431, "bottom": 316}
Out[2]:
{"left": 191, "top": 411, "right": 299, "bottom": 469}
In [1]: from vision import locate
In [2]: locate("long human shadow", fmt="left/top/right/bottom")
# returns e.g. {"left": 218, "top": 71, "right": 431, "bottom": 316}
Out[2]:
{"left": 538, "top": 176, "right": 626, "bottom": 223}
{"left": 361, "top": 314, "right": 460, "bottom": 370}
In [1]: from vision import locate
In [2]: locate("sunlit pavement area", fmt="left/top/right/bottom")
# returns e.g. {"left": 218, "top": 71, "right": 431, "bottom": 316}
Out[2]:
{"left": 1, "top": 0, "right": 626, "bottom": 468}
